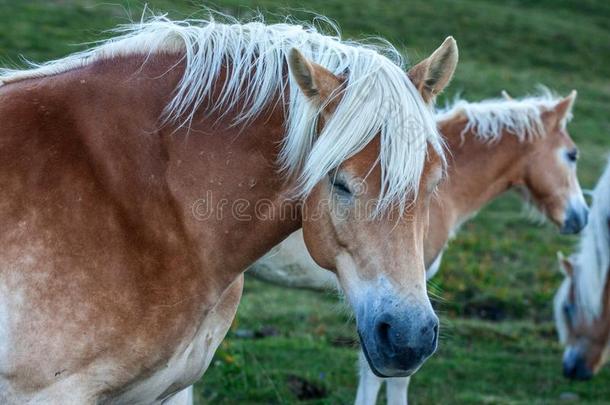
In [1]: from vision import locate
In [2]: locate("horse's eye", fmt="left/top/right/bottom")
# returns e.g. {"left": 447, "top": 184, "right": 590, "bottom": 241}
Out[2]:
{"left": 566, "top": 149, "right": 579, "bottom": 163}
{"left": 564, "top": 302, "right": 576, "bottom": 322}
{"left": 333, "top": 179, "right": 352, "bottom": 196}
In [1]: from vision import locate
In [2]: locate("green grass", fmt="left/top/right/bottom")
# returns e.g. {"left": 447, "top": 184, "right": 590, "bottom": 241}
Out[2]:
{"left": 1, "top": 0, "right": 609, "bottom": 403}
{"left": 200, "top": 279, "right": 610, "bottom": 404}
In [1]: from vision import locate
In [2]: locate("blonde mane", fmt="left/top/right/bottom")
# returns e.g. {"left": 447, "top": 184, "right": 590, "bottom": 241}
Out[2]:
{"left": 573, "top": 157, "right": 610, "bottom": 320}
{"left": 435, "top": 89, "right": 572, "bottom": 142}
{"left": 0, "top": 12, "right": 442, "bottom": 212}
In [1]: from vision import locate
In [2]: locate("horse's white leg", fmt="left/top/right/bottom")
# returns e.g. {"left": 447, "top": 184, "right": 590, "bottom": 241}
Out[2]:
{"left": 385, "top": 376, "right": 410, "bottom": 405}
{"left": 163, "top": 385, "right": 193, "bottom": 405}
{"left": 355, "top": 349, "right": 383, "bottom": 405}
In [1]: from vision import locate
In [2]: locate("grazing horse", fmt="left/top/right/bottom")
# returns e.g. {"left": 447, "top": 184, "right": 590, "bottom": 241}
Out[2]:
{"left": 250, "top": 89, "right": 588, "bottom": 404}
{"left": 0, "top": 13, "right": 459, "bottom": 404}
{"left": 555, "top": 157, "right": 610, "bottom": 380}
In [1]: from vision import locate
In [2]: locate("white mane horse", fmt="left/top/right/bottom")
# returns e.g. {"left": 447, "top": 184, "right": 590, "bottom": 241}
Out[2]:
{"left": 251, "top": 89, "right": 587, "bottom": 404}
{"left": 555, "top": 156, "right": 610, "bottom": 380}
{"left": 0, "top": 10, "right": 460, "bottom": 404}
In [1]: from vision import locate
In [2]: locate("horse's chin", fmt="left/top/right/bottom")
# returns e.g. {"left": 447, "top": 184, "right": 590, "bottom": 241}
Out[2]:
{"left": 358, "top": 331, "right": 416, "bottom": 378}
{"left": 358, "top": 331, "right": 386, "bottom": 377}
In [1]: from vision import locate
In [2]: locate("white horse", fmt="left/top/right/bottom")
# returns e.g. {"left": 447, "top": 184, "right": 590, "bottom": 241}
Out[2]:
{"left": 251, "top": 89, "right": 587, "bottom": 404}
{"left": 555, "top": 156, "right": 610, "bottom": 380}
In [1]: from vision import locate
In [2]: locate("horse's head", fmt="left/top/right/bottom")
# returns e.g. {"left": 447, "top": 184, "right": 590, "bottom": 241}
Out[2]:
{"left": 520, "top": 91, "right": 588, "bottom": 234}
{"left": 288, "top": 38, "right": 458, "bottom": 377}
{"left": 554, "top": 252, "right": 610, "bottom": 380}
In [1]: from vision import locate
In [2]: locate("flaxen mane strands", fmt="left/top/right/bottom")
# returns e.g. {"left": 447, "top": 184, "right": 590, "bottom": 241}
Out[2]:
{"left": 436, "top": 89, "right": 572, "bottom": 142}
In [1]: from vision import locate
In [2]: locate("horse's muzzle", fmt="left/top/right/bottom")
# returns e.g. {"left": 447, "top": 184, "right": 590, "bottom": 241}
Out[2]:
{"left": 358, "top": 306, "right": 439, "bottom": 378}
{"left": 563, "top": 348, "right": 593, "bottom": 380}
{"left": 560, "top": 198, "right": 589, "bottom": 235}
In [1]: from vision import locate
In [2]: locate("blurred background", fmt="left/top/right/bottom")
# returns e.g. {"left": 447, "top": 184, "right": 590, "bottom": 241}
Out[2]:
{"left": 1, "top": 1, "right": 608, "bottom": 403}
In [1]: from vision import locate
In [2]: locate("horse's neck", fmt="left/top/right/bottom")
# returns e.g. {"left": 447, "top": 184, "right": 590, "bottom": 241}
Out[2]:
{"left": 164, "top": 78, "right": 302, "bottom": 288}
{"left": 443, "top": 116, "right": 526, "bottom": 213}
{"left": 594, "top": 269, "right": 610, "bottom": 344}
{"left": 80, "top": 54, "right": 302, "bottom": 291}
{"left": 425, "top": 116, "right": 526, "bottom": 263}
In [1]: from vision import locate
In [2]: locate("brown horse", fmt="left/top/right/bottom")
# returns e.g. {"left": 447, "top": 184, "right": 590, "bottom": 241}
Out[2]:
{"left": 250, "top": 89, "right": 587, "bottom": 404}
{"left": 0, "top": 14, "right": 458, "bottom": 403}
{"left": 253, "top": 89, "right": 586, "bottom": 288}
{"left": 556, "top": 157, "right": 610, "bottom": 380}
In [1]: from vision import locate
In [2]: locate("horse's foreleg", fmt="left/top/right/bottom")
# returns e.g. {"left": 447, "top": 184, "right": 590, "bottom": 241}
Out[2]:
{"left": 354, "top": 350, "right": 383, "bottom": 405}
{"left": 385, "top": 376, "right": 410, "bottom": 405}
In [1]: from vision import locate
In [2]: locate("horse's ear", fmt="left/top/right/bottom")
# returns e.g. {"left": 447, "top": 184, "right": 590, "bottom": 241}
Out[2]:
{"left": 288, "top": 48, "right": 342, "bottom": 103}
{"left": 543, "top": 90, "right": 576, "bottom": 131}
{"left": 557, "top": 251, "right": 574, "bottom": 277}
{"left": 554, "top": 90, "right": 577, "bottom": 121}
{"left": 408, "top": 36, "right": 459, "bottom": 104}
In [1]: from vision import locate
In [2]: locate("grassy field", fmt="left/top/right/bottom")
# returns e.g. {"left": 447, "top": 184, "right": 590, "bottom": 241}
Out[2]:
{"left": 1, "top": 0, "right": 609, "bottom": 403}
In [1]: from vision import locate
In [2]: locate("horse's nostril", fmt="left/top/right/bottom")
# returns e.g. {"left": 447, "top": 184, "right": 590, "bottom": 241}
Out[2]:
{"left": 376, "top": 321, "right": 391, "bottom": 347}
{"left": 420, "top": 321, "right": 438, "bottom": 337}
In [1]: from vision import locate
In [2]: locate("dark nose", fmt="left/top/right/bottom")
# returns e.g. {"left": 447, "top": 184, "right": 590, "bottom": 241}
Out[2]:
{"left": 563, "top": 352, "right": 593, "bottom": 380}
{"left": 561, "top": 203, "right": 589, "bottom": 234}
{"left": 374, "top": 313, "right": 439, "bottom": 369}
